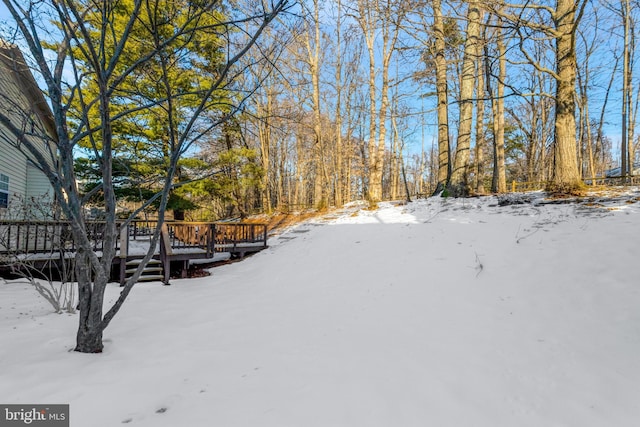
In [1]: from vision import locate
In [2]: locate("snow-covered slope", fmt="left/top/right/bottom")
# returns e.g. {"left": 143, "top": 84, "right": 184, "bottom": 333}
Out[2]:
{"left": 2, "top": 190, "right": 640, "bottom": 426}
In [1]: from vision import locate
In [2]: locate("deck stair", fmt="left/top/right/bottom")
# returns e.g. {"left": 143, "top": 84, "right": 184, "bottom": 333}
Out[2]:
{"left": 123, "top": 257, "right": 164, "bottom": 284}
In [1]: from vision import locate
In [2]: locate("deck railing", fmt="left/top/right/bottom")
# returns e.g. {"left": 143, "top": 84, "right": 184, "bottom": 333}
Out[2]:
{"left": 1, "top": 220, "right": 267, "bottom": 258}
{"left": 0, "top": 220, "right": 121, "bottom": 255}
{"left": 165, "top": 222, "right": 216, "bottom": 256}
{"left": 213, "top": 223, "right": 268, "bottom": 253}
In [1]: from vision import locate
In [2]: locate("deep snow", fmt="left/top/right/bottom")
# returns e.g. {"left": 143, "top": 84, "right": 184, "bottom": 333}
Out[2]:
{"left": 1, "top": 190, "right": 640, "bottom": 426}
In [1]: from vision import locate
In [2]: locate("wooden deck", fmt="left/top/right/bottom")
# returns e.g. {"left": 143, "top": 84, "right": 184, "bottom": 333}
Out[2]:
{"left": 0, "top": 220, "right": 268, "bottom": 284}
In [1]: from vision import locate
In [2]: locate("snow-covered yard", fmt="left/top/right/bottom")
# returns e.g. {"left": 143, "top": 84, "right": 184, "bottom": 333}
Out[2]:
{"left": 2, "top": 190, "right": 640, "bottom": 426}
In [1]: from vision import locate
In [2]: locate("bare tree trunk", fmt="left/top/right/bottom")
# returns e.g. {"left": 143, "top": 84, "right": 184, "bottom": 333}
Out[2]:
{"left": 539, "top": 97, "right": 550, "bottom": 182}
{"left": 258, "top": 88, "right": 273, "bottom": 213}
{"left": 474, "top": 22, "right": 486, "bottom": 194}
{"left": 596, "top": 56, "right": 619, "bottom": 177}
{"left": 391, "top": 124, "right": 399, "bottom": 199}
{"left": 576, "top": 37, "right": 595, "bottom": 182}
{"left": 622, "top": 0, "right": 631, "bottom": 177}
{"left": 372, "top": 60, "right": 389, "bottom": 202}
{"left": 449, "top": 1, "right": 481, "bottom": 196}
{"left": 631, "top": 80, "right": 639, "bottom": 174}
{"left": 628, "top": 21, "right": 636, "bottom": 174}
{"left": 303, "top": 0, "right": 328, "bottom": 209}
{"left": 355, "top": 0, "right": 407, "bottom": 203}
{"left": 493, "top": 0, "right": 585, "bottom": 191}
{"left": 432, "top": 0, "right": 451, "bottom": 194}
{"left": 586, "top": 106, "right": 596, "bottom": 182}
{"left": 356, "top": 0, "right": 378, "bottom": 202}
{"left": 343, "top": 66, "right": 357, "bottom": 204}
{"left": 294, "top": 133, "right": 306, "bottom": 207}
{"left": 391, "top": 101, "right": 401, "bottom": 200}
{"left": 492, "top": 16, "right": 507, "bottom": 193}
{"left": 334, "top": 0, "right": 344, "bottom": 207}
{"left": 551, "top": 0, "right": 582, "bottom": 191}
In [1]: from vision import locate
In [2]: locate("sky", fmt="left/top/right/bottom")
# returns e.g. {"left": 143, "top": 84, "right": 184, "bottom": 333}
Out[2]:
{"left": 2, "top": 189, "right": 640, "bottom": 426}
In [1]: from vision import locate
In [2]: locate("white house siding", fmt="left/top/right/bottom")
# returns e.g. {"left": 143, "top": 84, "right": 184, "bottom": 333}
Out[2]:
{"left": 0, "top": 138, "right": 28, "bottom": 208}
{"left": 26, "top": 161, "right": 54, "bottom": 202}
{"left": 0, "top": 42, "right": 56, "bottom": 214}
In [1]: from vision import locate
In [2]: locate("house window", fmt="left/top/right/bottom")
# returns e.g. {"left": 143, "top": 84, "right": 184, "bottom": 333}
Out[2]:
{"left": 0, "top": 174, "right": 9, "bottom": 209}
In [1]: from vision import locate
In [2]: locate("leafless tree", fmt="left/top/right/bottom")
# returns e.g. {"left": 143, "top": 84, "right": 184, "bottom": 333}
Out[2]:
{"left": 0, "top": 0, "right": 293, "bottom": 353}
{"left": 493, "top": 0, "right": 588, "bottom": 193}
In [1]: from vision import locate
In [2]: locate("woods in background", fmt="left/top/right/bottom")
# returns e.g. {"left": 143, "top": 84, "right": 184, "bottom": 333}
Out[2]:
{"left": 194, "top": 0, "right": 629, "bottom": 214}
{"left": 3, "top": 0, "right": 636, "bottom": 219}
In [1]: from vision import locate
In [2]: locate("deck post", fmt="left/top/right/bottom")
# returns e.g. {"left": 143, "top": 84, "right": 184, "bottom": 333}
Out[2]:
{"left": 160, "top": 223, "right": 172, "bottom": 285}
{"left": 182, "top": 260, "right": 188, "bottom": 278}
{"left": 208, "top": 224, "right": 215, "bottom": 257}
{"left": 262, "top": 224, "right": 267, "bottom": 248}
{"left": 119, "top": 224, "right": 129, "bottom": 286}
{"left": 231, "top": 224, "right": 236, "bottom": 253}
